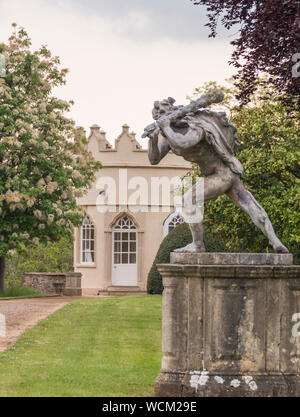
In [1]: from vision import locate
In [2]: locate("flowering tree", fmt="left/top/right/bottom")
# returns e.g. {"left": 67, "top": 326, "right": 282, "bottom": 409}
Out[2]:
{"left": 0, "top": 25, "right": 101, "bottom": 291}
{"left": 192, "top": 0, "right": 300, "bottom": 108}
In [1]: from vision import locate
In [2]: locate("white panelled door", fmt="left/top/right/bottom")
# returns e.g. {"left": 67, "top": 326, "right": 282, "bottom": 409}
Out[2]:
{"left": 112, "top": 215, "right": 138, "bottom": 286}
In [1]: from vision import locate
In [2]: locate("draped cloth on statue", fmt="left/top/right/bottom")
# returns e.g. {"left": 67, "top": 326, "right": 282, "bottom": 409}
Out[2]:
{"left": 185, "top": 109, "right": 244, "bottom": 176}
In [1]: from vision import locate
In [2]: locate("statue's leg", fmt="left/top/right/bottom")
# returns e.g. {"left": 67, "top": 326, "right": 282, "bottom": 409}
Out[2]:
{"left": 175, "top": 171, "right": 235, "bottom": 253}
{"left": 174, "top": 177, "right": 205, "bottom": 253}
{"left": 226, "top": 180, "right": 289, "bottom": 253}
{"left": 174, "top": 223, "right": 206, "bottom": 253}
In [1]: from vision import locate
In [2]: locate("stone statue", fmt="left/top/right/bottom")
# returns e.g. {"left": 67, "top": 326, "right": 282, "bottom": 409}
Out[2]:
{"left": 143, "top": 89, "right": 288, "bottom": 254}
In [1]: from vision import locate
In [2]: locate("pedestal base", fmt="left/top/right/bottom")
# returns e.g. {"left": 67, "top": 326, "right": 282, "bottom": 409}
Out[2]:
{"left": 155, "top": 371, "right": 300, "bottom": 397}
{"left": 156, "top": 253, "right": 300, "bottom": 397}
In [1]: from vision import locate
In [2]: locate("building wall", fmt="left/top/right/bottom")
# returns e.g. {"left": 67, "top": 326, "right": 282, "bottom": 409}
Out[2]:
{"left": 74, "top": 124, "right": 191, "bottom": 295}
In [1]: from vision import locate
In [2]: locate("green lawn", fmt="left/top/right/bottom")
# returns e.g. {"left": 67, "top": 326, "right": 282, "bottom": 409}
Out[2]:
{"left": 0, "top": 295, "right": 162, "bottom": 397}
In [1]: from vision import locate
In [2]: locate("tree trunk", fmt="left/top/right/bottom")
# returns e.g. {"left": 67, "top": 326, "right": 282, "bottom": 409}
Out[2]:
{"left": 0, "top": 256, "right": 6, "bottom": 293}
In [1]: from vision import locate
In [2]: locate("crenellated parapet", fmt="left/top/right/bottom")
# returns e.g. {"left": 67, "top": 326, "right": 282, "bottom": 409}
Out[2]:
{"left": 85, "top": 123, "right": 191, "bottom": 169}
{"left": 88, "top": 124, "right": 113, "bottom": 152}
{"left": 114, "top": 124, "right": 143, "bottom": 152}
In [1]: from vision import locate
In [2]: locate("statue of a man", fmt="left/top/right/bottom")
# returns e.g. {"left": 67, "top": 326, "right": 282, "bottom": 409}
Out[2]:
{"left": 144, "top": 90, "right": 288, "bottom": 254}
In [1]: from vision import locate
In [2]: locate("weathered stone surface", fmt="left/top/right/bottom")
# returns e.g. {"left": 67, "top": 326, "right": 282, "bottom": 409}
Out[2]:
{"left": 155, "top": 253, "right": 300, "bottom": 397}
{"left": 64, "top": 272, "right": 82, "bottom": 296}
{"left": 22, "top": 273, "right": 66, "bottom": 294}
{"left": 170, "top": 252, "right": 293, "bottom": 265}
{"left": 23, "top": 272, "right": 82, "bottom": 296}
{"left": 155, "top": 371, "right": 300, "bottom": 397}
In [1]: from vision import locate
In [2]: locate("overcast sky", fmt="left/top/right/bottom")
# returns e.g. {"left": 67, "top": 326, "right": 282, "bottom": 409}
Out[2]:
{"left": 0, "top": 0, "right": 236, "bottom": 145}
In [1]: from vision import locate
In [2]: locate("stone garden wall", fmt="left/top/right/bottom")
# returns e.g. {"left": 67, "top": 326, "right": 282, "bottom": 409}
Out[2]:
{"left": 22, "top": 272, "right": 82, "bottom": 296}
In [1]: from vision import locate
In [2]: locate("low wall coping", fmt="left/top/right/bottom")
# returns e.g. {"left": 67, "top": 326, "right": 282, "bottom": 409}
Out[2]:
{"left": 23, "top": 272, "right": 66, "bottom": 276}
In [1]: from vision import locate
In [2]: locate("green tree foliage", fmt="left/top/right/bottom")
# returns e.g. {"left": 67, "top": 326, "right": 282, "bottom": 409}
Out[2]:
{"left": 6, "top": 235, "right": 73, "bottom": 287}
{"left": 189, "top": 81, "right": 300, "bottom": 260}
{"left": 0, "top": 25, "right": 101, "bottom": 290}
{"left": 191, "top": 1, "right": 300, "bottom": 109}
{"left": 147, "top": 223, "right": 227, "bottom": 294}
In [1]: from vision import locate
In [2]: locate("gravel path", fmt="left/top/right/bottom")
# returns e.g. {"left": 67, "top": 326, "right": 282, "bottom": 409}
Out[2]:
{"left": 0, "top": 296, "right": 81, "bottom": 352}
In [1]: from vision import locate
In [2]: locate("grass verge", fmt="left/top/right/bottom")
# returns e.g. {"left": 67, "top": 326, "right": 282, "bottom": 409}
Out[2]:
{"left": 0, "top": 295, "right": 162, "bottom": 397}
{"left": 0, "top": 286, "right": 47, "bottom": 299}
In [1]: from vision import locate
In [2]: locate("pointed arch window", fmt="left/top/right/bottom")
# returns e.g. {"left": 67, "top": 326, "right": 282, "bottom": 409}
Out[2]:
{"left": 163, "top": 211, "right": 185, "bottom": 237}
{"left": 80, "top": 216, "right": 95, "bottom": 264}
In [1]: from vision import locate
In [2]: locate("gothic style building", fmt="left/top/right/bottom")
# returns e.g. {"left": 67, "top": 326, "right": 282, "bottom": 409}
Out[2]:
{"left": 74, "top": 124, "right": 191, "bottom": 295}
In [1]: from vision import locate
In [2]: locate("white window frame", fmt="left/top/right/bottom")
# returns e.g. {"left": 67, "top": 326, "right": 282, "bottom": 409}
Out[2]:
{"left": 80, "top": 216, "right": 95, "bottom": 264}
{"left": 163, "top": 210, "right": 185, "bottom": 237}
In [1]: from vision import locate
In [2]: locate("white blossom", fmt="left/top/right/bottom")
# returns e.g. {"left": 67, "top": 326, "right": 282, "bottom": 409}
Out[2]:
{"left": 33, "top": 209, "right": 42, "bottom": 219}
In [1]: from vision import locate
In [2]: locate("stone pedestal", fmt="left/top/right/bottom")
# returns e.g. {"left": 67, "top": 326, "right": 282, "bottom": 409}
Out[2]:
{"left": 64, "top": 272, "right": 82, "bottom": 296}
{"left": 155, "top": 253, "right": 300, "bottom": 397}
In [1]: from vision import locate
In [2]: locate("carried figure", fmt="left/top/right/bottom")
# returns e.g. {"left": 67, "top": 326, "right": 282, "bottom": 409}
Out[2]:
{"left": 143, "top": 89, "right": 288, "bottom": 253}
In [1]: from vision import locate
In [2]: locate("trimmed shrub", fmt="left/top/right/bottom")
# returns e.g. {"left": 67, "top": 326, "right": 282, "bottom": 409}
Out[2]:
{"left": 147, "top": 223, "right": 228, "bottom": 294}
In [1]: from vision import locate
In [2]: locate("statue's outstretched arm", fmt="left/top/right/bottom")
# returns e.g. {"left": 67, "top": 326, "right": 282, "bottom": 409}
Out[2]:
{"left": 142, "top": 89, "right": 224, "bottom": 140}
{"left": 168, "top": 89, "right": 224, "bottom": 123}
{"left": 148, "top": 128, "right": 170, "bottom": 165}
